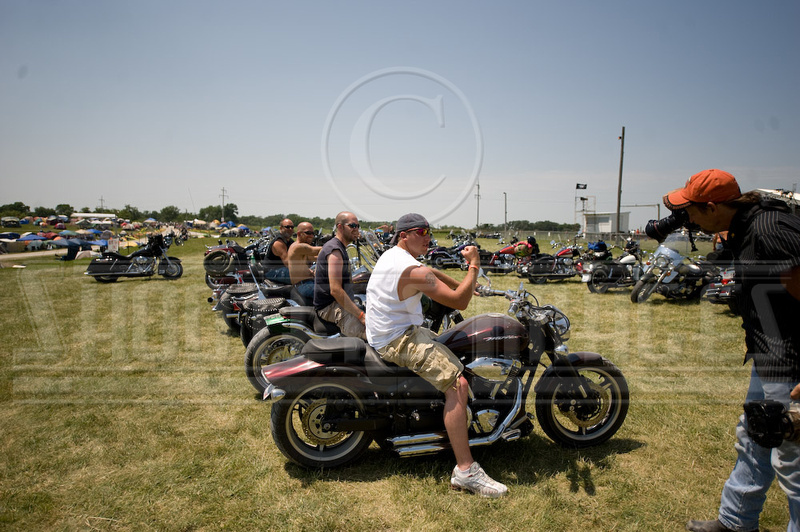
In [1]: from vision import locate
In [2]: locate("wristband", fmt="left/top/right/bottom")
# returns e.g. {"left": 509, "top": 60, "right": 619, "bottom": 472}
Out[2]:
{"left": 469, "top": 264, "right": 480, "bottom": 271}
{"left": 358, "top": 311, "right": 365, "bottom": 320}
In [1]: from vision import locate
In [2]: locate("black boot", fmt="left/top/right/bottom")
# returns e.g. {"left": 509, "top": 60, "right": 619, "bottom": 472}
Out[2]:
{"left": 686, "top": 519, "right": 757, "bottom": 532}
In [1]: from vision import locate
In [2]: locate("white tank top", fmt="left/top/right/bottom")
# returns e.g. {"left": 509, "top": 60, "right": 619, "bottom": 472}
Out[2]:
{"left": 366, "top": 245, "right": 425, "bottom": 349}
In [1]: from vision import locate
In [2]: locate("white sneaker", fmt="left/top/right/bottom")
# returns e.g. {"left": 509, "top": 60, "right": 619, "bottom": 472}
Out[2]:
{"left": 450, "top": 462, "right": 508, "bottom": 498}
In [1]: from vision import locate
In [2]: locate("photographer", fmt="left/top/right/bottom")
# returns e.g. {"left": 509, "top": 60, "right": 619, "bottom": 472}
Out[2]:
{"left": 653, "top": 169, "right": 800, "bottom": 532}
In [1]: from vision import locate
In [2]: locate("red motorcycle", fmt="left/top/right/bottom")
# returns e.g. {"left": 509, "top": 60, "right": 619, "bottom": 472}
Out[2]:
{"left": 260, "top": 280, "right": 629, "bottom": 468}
{"left": 518, "top": 240, "right": 582, "bottom": 284}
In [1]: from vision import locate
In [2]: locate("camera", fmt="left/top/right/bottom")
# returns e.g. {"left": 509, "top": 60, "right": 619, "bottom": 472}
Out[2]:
{"left": 645, "top": 209, "right": 690, "bottom": 242}
{"left": 744, "top": 400, "right": 800, "bottom": 448}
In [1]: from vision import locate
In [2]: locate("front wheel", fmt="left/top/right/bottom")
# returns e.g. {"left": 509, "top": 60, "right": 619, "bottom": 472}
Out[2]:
{"left": 535, "top": 358, "right": 629, "bottom": 448}
{"left": 162, "top": 261, "right": 183, "bottom": 279}
{"left": 245, "top": 328, "right": 309, "bottom": 393}
{"left": 630, "top": 278, "right": 657, "bottom": 303}
{"left": 270, "top": 381, "right": 373, "bottom": 468}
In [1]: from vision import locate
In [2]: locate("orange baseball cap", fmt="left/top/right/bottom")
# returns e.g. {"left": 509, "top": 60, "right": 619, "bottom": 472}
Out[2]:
{"left": 663, "top": 169, "right": 742, "bottom": 210}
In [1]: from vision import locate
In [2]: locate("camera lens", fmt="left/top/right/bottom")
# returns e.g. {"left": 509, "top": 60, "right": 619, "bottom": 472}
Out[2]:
{"left": 645, "top": 209, "right": 689, "bottom": 242}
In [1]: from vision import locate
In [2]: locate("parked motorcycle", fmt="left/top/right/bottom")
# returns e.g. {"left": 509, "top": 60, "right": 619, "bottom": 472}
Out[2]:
{"left": 630, "top": 232, "right": 719, "bottom": 303}
{"left": 425, "top": 235, "right": 473, "bottom": 269}
{"left": 479, "top": 239, "right": 535, "bottom": 274}
{"left": 583, "top": 239, "right": 645, "bottom": 294}
{"left": 85, "top": 232, "right": 183, "bottom": 282}
{"left": 518, "top": 240, "right": 582, "bottom": 284}
{"left": 260, "top": 278, "right": 629, "bottom": 468}
{"left": 704, "top": 266, "right": 740, "bottom": 314}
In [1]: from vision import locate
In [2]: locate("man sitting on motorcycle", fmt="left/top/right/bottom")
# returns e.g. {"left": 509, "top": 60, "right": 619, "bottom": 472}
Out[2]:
{"left": 287, "top": 222, "right": 321, "bottom": 304}
{"left": 313, "top": 212, "right": 366, "bottom": 340}
{"left": 264, "top": 218, "right": 295, "bottom": 284}
{"left": 365, "top": 213, "right": 508, "bottom": 498}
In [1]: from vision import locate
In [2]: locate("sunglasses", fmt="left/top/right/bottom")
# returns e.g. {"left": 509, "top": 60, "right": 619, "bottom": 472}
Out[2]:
{"left": 281, "top": 225, "right": 294, "bottom": 230}
{"left": 344, "top": 223, "right": 360, "bottom": 229}
{"left": 405, "top": 227, "right": 430, "bottom": 237}
{"left": 300, "top": 230, "right": 315, "bottom": 236}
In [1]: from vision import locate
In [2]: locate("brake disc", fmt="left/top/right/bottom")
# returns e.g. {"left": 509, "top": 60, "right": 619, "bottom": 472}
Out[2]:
{"left": 300, "top": 398, "right": 348, "bottom": 446}
{"left": 562, "top": 381, "right": 610, "bottom": 428}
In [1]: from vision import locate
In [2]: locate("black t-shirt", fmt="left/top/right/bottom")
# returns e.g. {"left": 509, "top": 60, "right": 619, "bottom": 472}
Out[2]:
{"left": 728, "top": 201, "right": 800, "bottom": 381}
{"left": 313, "top": 237, "right": 354, "bottom": 310}
{"left": 263, "top": 234, "right": 294, "bottom": 271}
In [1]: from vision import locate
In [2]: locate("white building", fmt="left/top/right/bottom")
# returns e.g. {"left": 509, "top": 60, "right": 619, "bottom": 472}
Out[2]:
{"left": 583, "top": 212, "right": 630, "bottom": 235}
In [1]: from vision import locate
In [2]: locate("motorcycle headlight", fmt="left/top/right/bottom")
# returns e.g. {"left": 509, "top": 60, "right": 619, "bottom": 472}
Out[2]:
{"left": 655, "top": 255, "right": 670, "bottom": 269}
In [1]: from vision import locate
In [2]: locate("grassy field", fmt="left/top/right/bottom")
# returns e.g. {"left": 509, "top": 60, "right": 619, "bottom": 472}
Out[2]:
{"left": 0, "top": 236, "right": 792, "bottom": 531}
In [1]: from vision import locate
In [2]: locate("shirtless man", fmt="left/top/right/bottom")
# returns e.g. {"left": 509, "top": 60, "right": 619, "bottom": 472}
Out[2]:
{"left": 287, "top": 222, "right": 321, "bottom": 303}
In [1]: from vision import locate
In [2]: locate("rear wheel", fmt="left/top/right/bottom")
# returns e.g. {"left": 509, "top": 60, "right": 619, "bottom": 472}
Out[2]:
{"left": 535, "top": 358, "right": 629, "bottom": 448}
{"left": 270, "top": 381, "right": 373, "bottom": 468}
{"left": 95, "top": 275, "right": 118, "bottom": 283}
{"left": 587, "top": 267, "right": 610, "bottom": 294}
{"left": 245, "top": 328, "right": 309, "bottom": 393}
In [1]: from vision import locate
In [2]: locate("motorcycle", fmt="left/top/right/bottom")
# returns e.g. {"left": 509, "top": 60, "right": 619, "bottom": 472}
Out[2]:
{"left": 704, "top": 265, "right": 740, "bottom": 314}
{"left": 583, "top": 239, "right": 645, "bottom": 294}
{"left": 518, "top": 240, "right": 582, "bottom": 284}
{"left": 479, "top": 239, "right": 535, "bottom": 275}
{"left": 630, "top": 232, "right": 719, "bottom": 303}
{"left": 204, "top": 234, "right": 275, "bottom": 289}
{"left": 260, "top": 277, "right": 629, "bottom": 468}
{"left": 85, "top": 232, "right": 183, "bottom": 282}
{"left": 425, "top": 235, "right": 473, "bottom": 270}
{"left": 244, "top": 292, "right": 463, "bottom": 394}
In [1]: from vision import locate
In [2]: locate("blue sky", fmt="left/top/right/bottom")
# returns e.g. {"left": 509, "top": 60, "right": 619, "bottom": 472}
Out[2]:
{"left": 1, "top": 1, "right": 798, "bottom": 229}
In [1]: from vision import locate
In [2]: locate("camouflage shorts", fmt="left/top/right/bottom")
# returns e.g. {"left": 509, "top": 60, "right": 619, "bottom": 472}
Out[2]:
{"left": 377, "top": 326, "right": 464, "bottom": 393}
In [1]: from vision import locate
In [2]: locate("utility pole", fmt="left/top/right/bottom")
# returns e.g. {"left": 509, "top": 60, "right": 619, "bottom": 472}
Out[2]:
{"left": 615, "top": 126, "right": 625, "bottom": 243}
{"left": 220, "top": 187, "right": 228, "bottom": 223}
{"left": 475, "top": 182, "right": 481, "bottom": 231}
{"left": 503, "top": 191, "right": 507, "bottom": 235}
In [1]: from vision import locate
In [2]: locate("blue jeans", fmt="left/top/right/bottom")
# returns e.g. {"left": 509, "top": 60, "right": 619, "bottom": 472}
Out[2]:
{"left": 265, "top": 266, "right": 290, "bottom": 285}
{"left": 718, "top": 366, "right": 800, "bottom": 532}
{"left": 294, "top": 279, "right": 314, "bottom": 304}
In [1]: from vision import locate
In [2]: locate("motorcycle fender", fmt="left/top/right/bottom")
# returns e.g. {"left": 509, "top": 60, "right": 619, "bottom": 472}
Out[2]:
{"left": 533, "top": 351, "right": 605, "bottom": 395}
{"left": 262, "top": 358, "right": 366, "bottom": 395}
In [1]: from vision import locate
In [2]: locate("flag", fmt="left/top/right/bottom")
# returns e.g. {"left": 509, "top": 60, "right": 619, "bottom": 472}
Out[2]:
{"left": 576, "top": 183, "right": 587, "bottom": 190}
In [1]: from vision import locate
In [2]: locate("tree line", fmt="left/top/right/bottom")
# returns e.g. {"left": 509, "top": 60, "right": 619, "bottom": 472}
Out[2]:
{"left": 0, "top": 201, "right": 578, "bottom": 233}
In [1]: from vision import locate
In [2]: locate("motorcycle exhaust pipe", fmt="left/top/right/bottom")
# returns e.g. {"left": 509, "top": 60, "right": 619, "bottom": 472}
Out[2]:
{"left": 393, "top": 385, "right": 524, "bottom": 457}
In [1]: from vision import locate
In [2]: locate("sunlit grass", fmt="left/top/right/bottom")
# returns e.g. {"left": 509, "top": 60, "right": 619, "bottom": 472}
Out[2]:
{"left": 0, "top": 237, "right": 791, "bottom": 531}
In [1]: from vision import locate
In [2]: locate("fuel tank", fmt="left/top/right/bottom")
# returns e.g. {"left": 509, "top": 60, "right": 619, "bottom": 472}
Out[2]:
{"left": 435, "top": 313, "right": 528, "bottom": 359}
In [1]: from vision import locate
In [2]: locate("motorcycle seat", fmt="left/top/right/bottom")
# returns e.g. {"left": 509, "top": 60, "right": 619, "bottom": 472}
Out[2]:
{"left": 261, "top": 284, "right": 293, "bottom": 298}
{"left": 363, "top": 346, "right": 422, "bottom": 380}
{"left": 277, "top": 307, "right": 341, "bottom": 335}
{"left": 302, "top": 337, "right": 366, "bottom": 365}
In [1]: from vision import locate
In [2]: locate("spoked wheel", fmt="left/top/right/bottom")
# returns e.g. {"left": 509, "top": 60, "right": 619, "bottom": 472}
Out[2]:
{"left": 245, "top": 329, "right": 309, "bottom": 393}
{"left": 587, "top": 268, "right": 610, "bottom": 294}
{"left": 630, "top": 278, "right": 657, "bottom": 303}
{"left": 535, "top": 358, "right": 629, "bottom": 448}
{"left": 162, "top": 261, "right": 183, "bottom": 279}
{"left": 270, "top": 381, "right": 373, "bottom": 468}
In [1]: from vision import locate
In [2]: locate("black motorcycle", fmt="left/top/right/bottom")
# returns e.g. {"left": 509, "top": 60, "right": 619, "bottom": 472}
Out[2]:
{"left": 261, "top": 279, "right": 629, "bottom": 468}
{"left": 85, "top": 233, "right": 183, "bottom": 282}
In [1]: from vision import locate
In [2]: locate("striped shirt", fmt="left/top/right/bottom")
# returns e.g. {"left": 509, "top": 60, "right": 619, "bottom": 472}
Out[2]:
{"left": 728, "top": 201, "right": 800, "bottom": 382}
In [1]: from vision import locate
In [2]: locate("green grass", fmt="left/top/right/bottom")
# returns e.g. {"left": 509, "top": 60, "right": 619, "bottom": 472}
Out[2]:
{"left": 0, "top": 237, "right": 792, "bottom": 531}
